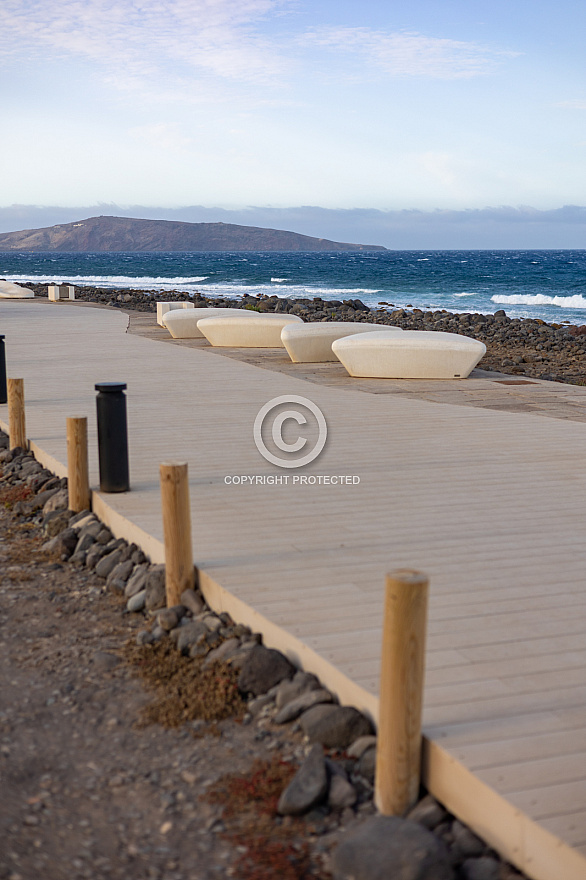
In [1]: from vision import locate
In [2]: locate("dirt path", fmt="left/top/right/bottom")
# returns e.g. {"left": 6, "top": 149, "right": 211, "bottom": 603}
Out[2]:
{"left": 0, "top": 505, "right": 336, "bottom": 880}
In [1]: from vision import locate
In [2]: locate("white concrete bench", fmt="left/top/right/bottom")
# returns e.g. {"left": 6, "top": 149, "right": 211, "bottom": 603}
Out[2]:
{"left": 156, "top": 301, "right": 194, "bottom": 326}
{"left": 48, "top": 284, "right": 75, "bottom": 301}
{"left": 281, "top": 321, "right": 403, "bottom": 363}
{"left": 163, "top": 307, "right": 262, "bottom": 338}
{"left": 332, "top": 330, "right": 486, "bottom": 379}
{"left": 198, "top": 314, "right": 303, "bottom": 348}
{"left": 0, "top": 280, "right": 34, "bottom": 299}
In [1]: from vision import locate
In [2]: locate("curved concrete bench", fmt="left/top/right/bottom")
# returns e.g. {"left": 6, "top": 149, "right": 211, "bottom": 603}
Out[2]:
{"left": 281, "top": 321, "right": 403, "bottom": 363}
{"left": 0, "top": 280, "right": 34, "bottom": 299}
{"left": 156, "top": 301, "right": 194, "bottom": 326}
{"left": 164, "top": 307, "right": 261, "bottom": 338}
{"left": 332, "top": 330, "right": 486, "bottom": 379}
{"left": 198, "top": 314, "right": 303, "bottom": 348}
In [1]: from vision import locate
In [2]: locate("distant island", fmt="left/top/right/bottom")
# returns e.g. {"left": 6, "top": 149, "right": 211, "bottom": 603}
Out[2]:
{"left": 0, "top": 215, "right": 387, "bottom": 253}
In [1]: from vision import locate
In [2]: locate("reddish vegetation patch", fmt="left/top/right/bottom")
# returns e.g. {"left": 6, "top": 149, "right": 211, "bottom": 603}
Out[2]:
{"left": 233, "top": 837, "right": 314, "bottom": 880}
{"left": 208, "top": 757, "right": 297, "bottom": 818}
{"left": 205, "top": 758, "right": 332, "bottom": 880}
{"left": 0, "top": 483, "right": 32, "bottom": 509}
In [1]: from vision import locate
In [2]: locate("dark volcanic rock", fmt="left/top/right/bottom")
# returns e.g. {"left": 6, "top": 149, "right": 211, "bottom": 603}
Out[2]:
{"left": 332, "top": 815, "right": 454, "bottom": 880}
{"left": 144, "top": 565, "right": 166, "bottom": 611}
{"left": 274, "top": 688, "right": 334, "bottom": 724}
{"left": 299, "top": 704, "right": 374, "bottom": 749}
{"left": 237, "top": 644, "right": 296, "bottom": 696}
{"left": 277, "top": 745, "right": 328, "bottom": 816}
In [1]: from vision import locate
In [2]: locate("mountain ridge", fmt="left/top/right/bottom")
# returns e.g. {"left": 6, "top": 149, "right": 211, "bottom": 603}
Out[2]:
{"left": 0, "top": 215, "right": 387, "bottom": 253}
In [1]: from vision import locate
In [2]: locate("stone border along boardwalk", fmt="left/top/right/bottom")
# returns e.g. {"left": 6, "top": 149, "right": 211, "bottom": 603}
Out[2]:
{"left": 0, "top": 436, "right": 524, "bottom": 880}
{"left": 1, "top": 299, "right": 586, "bottom": 880}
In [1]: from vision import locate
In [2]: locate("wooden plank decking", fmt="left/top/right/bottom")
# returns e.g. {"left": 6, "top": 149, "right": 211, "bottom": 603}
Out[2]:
{"left": 1, "top": 299, "right": 585, "bottom": 880}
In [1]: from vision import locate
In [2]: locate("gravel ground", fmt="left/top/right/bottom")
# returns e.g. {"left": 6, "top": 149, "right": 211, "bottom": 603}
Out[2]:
{"left": 0, "top": 486, "right": 342, "bottom": 880}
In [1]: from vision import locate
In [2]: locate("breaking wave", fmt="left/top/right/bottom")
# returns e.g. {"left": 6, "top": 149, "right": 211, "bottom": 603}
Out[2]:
{"left": 492, "top": 294, "right": 586, "bottom": 310}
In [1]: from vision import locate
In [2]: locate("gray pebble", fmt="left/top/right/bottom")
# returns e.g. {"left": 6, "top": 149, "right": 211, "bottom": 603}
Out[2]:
{"left": 328, "top": 774, "right": 357, "bottom": 810}
{"left": 347, "top": 735, "right": 377, "bottom": 759}
{"left": 95, "top": 549, "right": 123, "bottom": 579}
{"left": 406, "top": 795, "right": 448, "bottom": 830}
{"left": 127, "top": 590, "right": 147, "bottom": 612}
{"left": 460, "top": 857, "right": 501, "bottom": 880}
{"left": 274, "top": 689, "right": 334, "bottom": 724}
{"left": 277, "top": 745, "right": 328, "bottom": 816}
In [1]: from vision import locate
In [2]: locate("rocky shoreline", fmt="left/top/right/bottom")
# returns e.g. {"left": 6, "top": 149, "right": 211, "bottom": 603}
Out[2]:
{"left": 0, "top": 435, "right": 528, "bottom": 880}
{"left": 22, "top": 282, "right": 586, "bottom": 385}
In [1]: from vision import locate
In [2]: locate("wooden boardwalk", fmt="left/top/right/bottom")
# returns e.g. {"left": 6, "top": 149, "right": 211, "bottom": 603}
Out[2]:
{"left": 1, "top": 299, "right": 585, "bottom": 880}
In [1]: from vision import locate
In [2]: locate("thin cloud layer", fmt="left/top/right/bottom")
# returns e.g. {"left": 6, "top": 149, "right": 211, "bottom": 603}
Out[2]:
{"left": 303, "top": 27, "right": 517, "bottom": 79}
{"left": 1, "top": 1, "right": 518, "bottom": 91}
{"left": 0, "top": 0, "right": 290, "bottom": 85}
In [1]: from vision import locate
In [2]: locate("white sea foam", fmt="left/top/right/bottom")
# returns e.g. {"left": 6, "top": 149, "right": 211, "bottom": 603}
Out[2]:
{"left": 492, "top": 294, "right": 586, "bottom": 309}
{"left": 454, "top": 292, "right": 475, "bottom": 297}
{"left": 270, "top": 277, "right": 288, "bottom": 282}
{"left": 5, "top": 273, "right": 209, "bottom": 288}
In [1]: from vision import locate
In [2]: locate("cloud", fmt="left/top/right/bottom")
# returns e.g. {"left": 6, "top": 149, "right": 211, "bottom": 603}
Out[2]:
{"left": 0, "top": 0, "right": 291, "bottom": 90}
{"left": 303, "top": 27, "right": 518, "bottom": 79}
{"left": 557, "top": 99, "right": 586, "bottom": 110}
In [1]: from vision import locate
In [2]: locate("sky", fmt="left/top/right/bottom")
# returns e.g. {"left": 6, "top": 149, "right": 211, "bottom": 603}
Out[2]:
{"left": 1, "top": 0, "right": 586, "bottom": 247}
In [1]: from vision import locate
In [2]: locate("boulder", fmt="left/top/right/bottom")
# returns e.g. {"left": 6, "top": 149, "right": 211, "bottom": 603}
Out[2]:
{"left": 237, "top": 645, "right": 296, "bottom": 696}
{"left": 95, "top": 549, "right": 123, "bottom": 579}
{"left": 332, "top": 815, "right": 454, "bottom": 880}
{"left": 277, "top": 745, "right": 328, "bottom": 816}
{"left": 144, "top": 565, "right": 166, "bottom": 611}
{"left": 328, "top": 774, "right": 357, "bottom": 810}
{"left": 127, "top": 590, "right": 147, "bottom": 613}
{"left": 43, "top": 510, "right": 71, "bottom": 537}
{"left": 42, "top": 528, "right": 78, "bottom": 559}
{"left": 157, "top": 605, "right": 186, "bottom": 632}
{"left": 275, "top": 672, "right": 321, "bottom": 708}
{"left": 180, "top": 587, "right": 205, "bottom": 616}
{"left": 42, "top": 488, "right": 69, "bottom": 515}
{"left": 274, "top": 689, "right": 334, "bottom": 724}
{"left": 299, "top": 704, "right": 374, "bottom": 749}
{"left": 176, "top": 620, "right": 208, "bottom": 654}
{"left": 124, "top": 564, "right": 149, "bottom": 598}
{"left": 452, "top": 821, "right": 486, "bottom": 858}
{"left": 406, "top": 795, "right": 448, "bottom": 830}
{"left": 358, "top": 746, "right": 376, "bottom": 783}
{"left": 460, "top": 858, "right": 500, "bottom": 880}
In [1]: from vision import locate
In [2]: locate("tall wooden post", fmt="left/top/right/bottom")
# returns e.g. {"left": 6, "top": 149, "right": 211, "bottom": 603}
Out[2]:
{"left": 67, "top": 416, "right": 90, "bottom": 512}
{"left": 159, "top": 461, "right": 195, "bottom": 607}
{"left": 7, "top": 378, "right": 26, "bottom": 450}
{"left": 375, "top": 569, "right": 429, "bottom": 816}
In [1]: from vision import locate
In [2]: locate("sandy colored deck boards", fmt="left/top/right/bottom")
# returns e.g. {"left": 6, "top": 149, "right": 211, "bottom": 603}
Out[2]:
{"left": 1, "top": 300, "right": 585, "bottom": 880}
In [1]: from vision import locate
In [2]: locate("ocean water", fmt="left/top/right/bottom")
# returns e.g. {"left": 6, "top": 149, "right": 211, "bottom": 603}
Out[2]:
{"left": 1, "top": 249, "right": 586, "bottom": 325}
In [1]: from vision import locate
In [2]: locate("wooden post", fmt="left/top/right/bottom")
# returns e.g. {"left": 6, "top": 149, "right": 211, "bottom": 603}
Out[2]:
{"left": 67, "top": 416, "right": 90, "bottom": 513}
{"left": 375, "top": 569, "right": 429, "bottom": 816}
{"left": 159, "top": 461, "right": 195, "bottom": 607}
{"left": 7, "top": 378, "right": 26, "bottom": 450}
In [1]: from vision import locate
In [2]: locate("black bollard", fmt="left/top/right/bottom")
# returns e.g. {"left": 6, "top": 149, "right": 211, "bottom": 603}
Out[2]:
{"left": 0, "top": 336, "right": 6, "bottom": 405}
{"left": 95, "top": 382, "right": 130, "bottom": 492}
